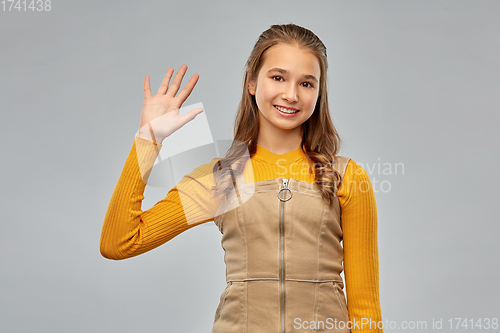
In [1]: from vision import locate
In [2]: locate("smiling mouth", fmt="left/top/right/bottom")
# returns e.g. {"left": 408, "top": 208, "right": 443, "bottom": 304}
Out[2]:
{"left": 274, "top": 105, "right": 300, "bottom": 114}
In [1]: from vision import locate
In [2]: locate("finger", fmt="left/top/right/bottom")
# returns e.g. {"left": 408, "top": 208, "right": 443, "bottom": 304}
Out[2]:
{"left": 165, "top": 64, "right": 188, "bottom": 97}
{"left": 176, "top": 73, "right": 200, "bottom": 103}
{"left": 157, "top": 68, "right": 174, "bottom": 95}
{"left": 144, "top": 75, "right": 151, "bottom": 99}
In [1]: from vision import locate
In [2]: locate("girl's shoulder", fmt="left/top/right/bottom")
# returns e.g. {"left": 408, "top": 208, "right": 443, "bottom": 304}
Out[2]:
{"left": 335, "top": 156, "right": 371, "bottom": 182}
{"left": 332, "top": 155, "right": 351, "bottom": 180}
{"left": 336, "top": 157, "right": 375, "bottom": 204}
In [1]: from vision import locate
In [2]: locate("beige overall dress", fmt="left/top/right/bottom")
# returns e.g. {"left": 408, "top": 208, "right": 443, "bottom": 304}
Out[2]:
{"left": 211, "top": 156, "right": 351, "bottom": 333}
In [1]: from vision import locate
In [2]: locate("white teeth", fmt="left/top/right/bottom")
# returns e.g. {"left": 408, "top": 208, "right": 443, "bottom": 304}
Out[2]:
{"left": 275, "top": 106, "right": 298, "bottom": 114}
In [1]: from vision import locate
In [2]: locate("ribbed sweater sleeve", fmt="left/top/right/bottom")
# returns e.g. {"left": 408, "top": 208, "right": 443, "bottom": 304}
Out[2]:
{"left": 337, "top": 160, "right": 384, "bottom": 333}
{"left": 99, "top": 136, "right": 221, "bottom": 260}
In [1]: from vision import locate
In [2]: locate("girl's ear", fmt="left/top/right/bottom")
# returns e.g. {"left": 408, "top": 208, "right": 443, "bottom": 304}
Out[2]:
{"left": 247, "top": 69, "right": 256, "bottom": 95}
{"left": 248, "top": 79, "right": 256, "bottom": 96}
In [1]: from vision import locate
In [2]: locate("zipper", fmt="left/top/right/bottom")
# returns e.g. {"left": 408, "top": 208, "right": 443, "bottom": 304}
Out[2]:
{"left": 278, "top": 178, "right": 292, "bottom": 333}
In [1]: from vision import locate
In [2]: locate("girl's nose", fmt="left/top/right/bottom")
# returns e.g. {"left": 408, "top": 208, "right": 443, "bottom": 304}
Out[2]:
{"left": 282, "top": 84, "right": 298, "bottom": 103}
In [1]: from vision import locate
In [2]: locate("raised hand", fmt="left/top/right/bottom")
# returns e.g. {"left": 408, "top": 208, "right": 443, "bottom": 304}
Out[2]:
{"left": 138, "top": 64, "right": 204, "bottom": 143}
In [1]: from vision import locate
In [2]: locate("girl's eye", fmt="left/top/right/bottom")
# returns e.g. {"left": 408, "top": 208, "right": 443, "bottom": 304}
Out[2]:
{"left": 272, "top": 76, "right": 314, "bottom": 88}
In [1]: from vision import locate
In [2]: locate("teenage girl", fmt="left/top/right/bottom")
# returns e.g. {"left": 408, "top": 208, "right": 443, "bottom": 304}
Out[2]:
{"left": 100, "top": 23, "right": 383, "bottom": 333}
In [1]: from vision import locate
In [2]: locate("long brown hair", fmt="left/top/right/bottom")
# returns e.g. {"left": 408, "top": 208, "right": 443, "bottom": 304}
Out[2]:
{"left": 211, "top": 23, "right": 343, "bottom": 205}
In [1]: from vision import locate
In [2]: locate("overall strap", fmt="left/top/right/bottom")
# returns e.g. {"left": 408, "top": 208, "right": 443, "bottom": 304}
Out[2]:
{"left": 333, "top": 156, "right": 351, "bottom": 229}
{"left": 333, "top": 155, "right": 351, "bottom": 181}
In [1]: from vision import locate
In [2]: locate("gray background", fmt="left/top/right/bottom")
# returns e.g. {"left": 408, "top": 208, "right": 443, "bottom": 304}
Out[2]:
{"left": 1, "top": 0, "right": 499, "bottom": 332}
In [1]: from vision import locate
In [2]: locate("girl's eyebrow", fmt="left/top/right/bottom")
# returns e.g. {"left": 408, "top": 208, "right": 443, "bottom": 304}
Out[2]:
{"left": 267, "top": 67, "right": 318, "bottom": 84}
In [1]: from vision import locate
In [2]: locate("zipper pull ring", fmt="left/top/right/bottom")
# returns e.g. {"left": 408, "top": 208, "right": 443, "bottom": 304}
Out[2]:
{"left": 278, "top": 178, "right": 293, "bottom": 202}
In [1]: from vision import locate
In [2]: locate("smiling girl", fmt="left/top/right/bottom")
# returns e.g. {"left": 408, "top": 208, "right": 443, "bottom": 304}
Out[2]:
{"left": 100, "top": 23, "right": 384, "bottom": 333}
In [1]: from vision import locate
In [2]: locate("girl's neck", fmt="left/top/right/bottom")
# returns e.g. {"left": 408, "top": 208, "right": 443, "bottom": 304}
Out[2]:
{"left": 256, "top": 127, "right": 303, "bottom": 155}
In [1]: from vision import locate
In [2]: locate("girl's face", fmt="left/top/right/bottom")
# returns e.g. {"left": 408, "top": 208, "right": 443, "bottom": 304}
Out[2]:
{"left": 248, "top": 43, "right": 321, "bottom": 135}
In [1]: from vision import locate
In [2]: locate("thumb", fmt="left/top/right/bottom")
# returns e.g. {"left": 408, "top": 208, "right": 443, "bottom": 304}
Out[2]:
{"left": 181, "top": 108, "right": 204, "bottom": 123}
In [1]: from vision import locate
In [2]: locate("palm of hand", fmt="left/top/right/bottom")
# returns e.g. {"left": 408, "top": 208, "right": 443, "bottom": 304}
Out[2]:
{"left": 139, "top": 65, "right": 203, "bottom": 143}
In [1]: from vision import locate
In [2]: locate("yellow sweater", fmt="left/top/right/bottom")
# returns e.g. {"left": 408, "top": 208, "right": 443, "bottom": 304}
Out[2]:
{"left": 100, "top": 135, "right": 384, "bottom": 332}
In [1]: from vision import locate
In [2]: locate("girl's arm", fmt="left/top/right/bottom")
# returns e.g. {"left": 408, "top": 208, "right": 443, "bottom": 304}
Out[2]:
{"left": 338, "top": 160, "right": 384, "bottom": 333}
{"left": 100, "top": 66, "right": 215, "bottom": 260}
{"left": 99, "top": 135, "right": 221, "bottom": 260}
